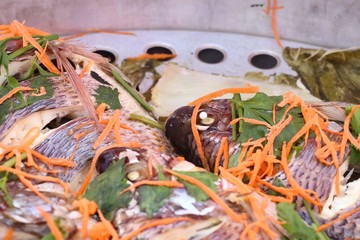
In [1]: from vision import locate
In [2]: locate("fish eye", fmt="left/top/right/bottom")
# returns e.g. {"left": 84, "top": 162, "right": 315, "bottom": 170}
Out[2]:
{"left": 198, "top": 111, "right": 215, "bottom": 126}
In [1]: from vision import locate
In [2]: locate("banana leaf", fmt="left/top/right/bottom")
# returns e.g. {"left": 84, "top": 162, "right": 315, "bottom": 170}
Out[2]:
{"left": 283, "top": 47, "right": 360, "bottom": 103}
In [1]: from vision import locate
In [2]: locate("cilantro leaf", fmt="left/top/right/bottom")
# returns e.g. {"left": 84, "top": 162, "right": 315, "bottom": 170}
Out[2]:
{"left": 0, "top": 76, "right": 54, "bottom": 125}
{"left": 236, "top": 93, "right": 304, "bottom": 156}
{"left": 84, "top": 159, "right": 131, "bottom": 220}
{"left": 175, "top": 171, "right": 219, "bottom": 202}
{"left": 276, "top": 202, "right": 318, "bottom": 240}
{"left": 228, "top": 150, "right": 241, "bottom": 168}
{"left": 94, "top": 85, "right": 121, "bottom": 110}
{"left": 138, "top": 168, "right": 171, "bottom": 217}
{"left": 26, "top": 76, "right": 54, "bottom": 105}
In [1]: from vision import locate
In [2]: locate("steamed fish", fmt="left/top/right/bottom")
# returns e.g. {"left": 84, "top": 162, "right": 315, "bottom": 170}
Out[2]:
{"left": 0, "top": 20, "right": 360, "bottom": 240}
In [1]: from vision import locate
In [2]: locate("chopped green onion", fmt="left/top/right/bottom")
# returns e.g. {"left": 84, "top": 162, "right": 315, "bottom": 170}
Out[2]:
{"left": 129, "top": 113, "right": 164, "bottom": 130}
{"left": 111, "top": 69, "right": 154, "bottom": 112}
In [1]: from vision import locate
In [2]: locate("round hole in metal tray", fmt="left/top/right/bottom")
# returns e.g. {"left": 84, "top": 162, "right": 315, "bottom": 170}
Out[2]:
{"left": 145, "top": 45, "right": 175, "bottom": 61}
{"left": 196, "top": 46, "right": 226, "bottom": 64}
{"left": 93, "top": 50, "right": 116, "bottom": 63}
{"left": 249, "top": 52, "right": 280, "bottom": 70}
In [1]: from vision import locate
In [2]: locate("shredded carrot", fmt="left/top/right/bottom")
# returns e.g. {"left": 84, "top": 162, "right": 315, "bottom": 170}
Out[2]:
{"left": 89, "top": 222, "right": 111, "bottom": 240}
{"left": 164, "top": 168, "right": 244, "bottom": 222}
{"left": 241, "top": 117, "right": 272, "bottom": 129}
{"left": 97, "top": 209, "right": 119, "bottom": 240}
{"left": 37, "top": 207, "right": 63, "bottom": 240}
{"left": 214, "top": 137, "right": 228, "bottom": 174}
{"left": 119, "top": 123, "right": 139, "bottom": 134}
{"left": 12, "top": 20, "right": 44, "bottom": 51}
{"left": 119, "top": 217, "right": 192, "bottom": 240}
{"left": 317, "top": 206, "right": 360, "bottom": 232}
{"left": 4, "top": 227, "right": 14, "bottom": 240}
{"left": 93, "top": 110, "right": 120, "bottom": 149}
{"left": 120, "top": 180, "right": 184, "bottom": 195}
{"left": 280, "top": 143, "right": 322, "bottom": 206}
{"left": 189, "top": 86, "right": 259, "bottom": 106}
{"left": 34, "top": 41, "right": 60, "bottom": 75}
{"left": 0, "top": 164, "right": 69, "bottom": 195}
{"left": 191, "top": 104, "right": 210, "bottom": 171}
{"left": 0, "top": 86, "right": 33, "bottom": 104}
{"left": 147, "top": 158, "right": 154, "bottom": 178}
{"left": 73, "top": 198, "right": 98, "bottom": 238}
{"left": 96, "top": 103, "right": 110, "bottom": 123}
{"left": 79, "top": 61, "right": 94, "bottom": 79}
{"left": 127, "top": 53, "right": 176, "bottom": 61}
{"left": 219, "top": 167, "right": 253, "bottom": 194}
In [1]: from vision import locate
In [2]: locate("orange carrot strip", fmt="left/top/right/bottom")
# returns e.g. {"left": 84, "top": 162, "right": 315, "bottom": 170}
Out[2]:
{"left": 97, "top": 209, "right": 119, "bottom": 240}
{"left": 28, "top": 148, "right": 76, "bottom": 167}
{"left": 79, "top": 61, "right": 94, "bottom": 79}
{"left": 241, "top": 117, "right": 272, "bottom": 129}
{"left": 219, "top": 167, "right": 252, "bottom": 194}
{"left": 230, "top": 118, "right": 240, "bottom": 125}
{"left": 280, "top": 143, "right": 322, "bottom": 206}
{"left": 96, "top": 103, "right": 109, "bottom": 123}
{"left": 189, "top": 86, "right": 259, "bottom": 106}
{"left": 120, "top": 180, "right": 184, "bottom": 195}
{"left": 0, "top": 86, "right": 33, "bottom": 104}
{"left": 12, "top": 20, "right": 43, "bottom": 50}
{"left": 127, "top": 53, "right": 176, "bottom": 61}
{"left": 35, "top": 44, "right": 60, "bottom": 74}
{"left": 223, "top": 138, "right": 230, "bottom": 169}
{"left": 93, "top": 110, "right": 120, "bottom": 149}
{"left": 248, "top": 149, "right": 262, "bottom": 186}
{"left": 0, "top": 165, "right": 69, "bottom": 197}
{"left": 271, "top": 0, "right": 283, "bottom": 48}
{"left": 147, "top": 158, "right": 154, "bottom": 178}
{"left": 73, "top": 199, "right": 98, "bottom": 238}
{"left": 317, "top": 206, "right": 360, "bottom": 232}
{"left": 18, "top": 175, "right": 50, "bottom": 203}
{"left": 164, "top": 168, "right": 244, "bottom": 222}
{"left": 37, "top": 207, "right": 63, "bottom": 240}
{"left": 119, "top": 123, "right": 139, "bottom": 134}
{"left": 4, "top": 227, "right": 14, "bottom": 240}
{"left": 119, "top": 217, "right": 192, "bottom": 240}
{"left": 191, "top": 104, "right": 210, "bottom": 171}
{"left": 214, "top": 137, "right": 228, "bottom": 174}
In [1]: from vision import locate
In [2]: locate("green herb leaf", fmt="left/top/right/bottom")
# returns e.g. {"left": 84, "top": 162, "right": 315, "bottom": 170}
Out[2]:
{"left": 0, "top": 172, "right": 13, "bottom": 206}
{"left": 138, "top": 167, "right": 171, "bottom": 217}
{"left": 345, "top": 105, "right": 360, "bottom": 165}
{"left": 84, "top": 159, "right": 131, "bottom": 220}
{"left": 228, "top": 150, "right": 241, "bottom": 168}
{"left": 175, "top": 171, "right": 219, "bottom": 202}
{"left": 235, "top": 93, "right": 304, "bottom": 155}
{"left": 276, "top": 202, "right": 318, "bottom": 240}
{"left": 26, "top": 76, "right": 54, "bottom": 105}
{"left": 0, "top": 76, "right": 55, "bottom": 125}
{"left": 94, "top": 85, "right": 122, "bottom": 110}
